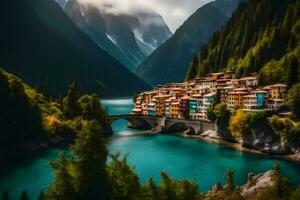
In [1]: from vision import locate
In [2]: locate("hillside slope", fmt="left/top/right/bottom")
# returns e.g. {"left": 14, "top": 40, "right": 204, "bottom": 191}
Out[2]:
{"left": 186, "top": 0, "right": 300, "bottom": 88}
{"left": 136, "top": 0, "right": 243, "bottom": 86}
{"left": 0, "top": 0, "right": 149, "bottom": 97}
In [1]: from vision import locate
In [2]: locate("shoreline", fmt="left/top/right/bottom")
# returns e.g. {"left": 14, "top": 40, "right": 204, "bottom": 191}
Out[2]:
{"left": 173, "top": 131, "right": 300, "bottom": 163}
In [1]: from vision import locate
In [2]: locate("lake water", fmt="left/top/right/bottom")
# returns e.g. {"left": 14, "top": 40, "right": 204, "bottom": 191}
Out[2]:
{"left": 1, "top": 98, "right": 300, "bottom": 199}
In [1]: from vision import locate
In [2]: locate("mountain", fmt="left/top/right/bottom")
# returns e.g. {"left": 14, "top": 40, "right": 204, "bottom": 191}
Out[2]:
{"left": 0, "top": 0, "right": 150, "bottom": 97}
{"left": 136, "top": 0, "right": 243, "bottom": 86}
{"left": 186, "top": 0, "right": 300, "bottom": 88}
{"left": 63, "top": 0, "right": 172, "bottom": 71}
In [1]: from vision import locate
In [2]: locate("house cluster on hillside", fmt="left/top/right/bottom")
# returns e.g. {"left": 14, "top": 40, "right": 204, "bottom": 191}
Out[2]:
{"left": 132, "top": 72, "right": 287, "bottom": 120}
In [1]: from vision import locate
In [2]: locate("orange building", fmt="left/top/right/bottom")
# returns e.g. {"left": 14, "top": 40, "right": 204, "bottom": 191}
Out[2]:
{"left": 270, "top": 84, "right": 287, "bottom": 99}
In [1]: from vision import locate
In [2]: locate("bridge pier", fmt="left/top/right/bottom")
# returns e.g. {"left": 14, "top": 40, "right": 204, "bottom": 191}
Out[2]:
{"left": 108, "top": 115, "right": 216, "bottom": 135}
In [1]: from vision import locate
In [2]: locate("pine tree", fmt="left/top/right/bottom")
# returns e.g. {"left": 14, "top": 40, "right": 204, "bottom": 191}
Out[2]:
{"left": 62, "top": 81, "right": 81, "bottom": 118}
{"left": 186, "top": 55, "right": 199, "bottom": 80}
{"left": 71, "top": 121, "right": 109, "bottom": 200}
{"left": 46, "top": 152, "right": 75, "bottom": 200}
{"left": 286, "top": 54, "right": 298, "bottom": 88}
{"left": 225, "top": 169, "right": 235, "bottom": 194}
{"left": 286, "top": 84, "right": 300, "bottom": 118}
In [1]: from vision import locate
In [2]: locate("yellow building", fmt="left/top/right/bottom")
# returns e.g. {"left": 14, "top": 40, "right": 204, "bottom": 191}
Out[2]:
{"left": 227, "top": 88, "right": 249, "bottom": 110}
{"left": 171, "top": 101, "right": 180, "bottom": 118}
{"left": 155, "top": 95, "right": 171, "bottom": 117}
{"left": 270, "top": 84, "right": 287, "bottom": 99}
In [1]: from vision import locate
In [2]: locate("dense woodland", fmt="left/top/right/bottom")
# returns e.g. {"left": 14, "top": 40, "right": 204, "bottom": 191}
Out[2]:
{"left": 0, "top": 68, "right": 110, "bottom": 161}
{"left": 186, "top": 0, "right": 300, "bottom": 89}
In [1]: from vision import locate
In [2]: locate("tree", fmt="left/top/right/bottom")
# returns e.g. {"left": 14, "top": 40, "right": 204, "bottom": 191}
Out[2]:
{"left": 143, "top": 178, "right": 161, "bottom": 200}
{"left": 186, "top": 55, "right": 199, "bottom": 80}
{"left": 71, "top": 120, "right": 109, "bottom": 200}
{"left": 286, "top": 84, "right": 300, "bottom": 118}
{"left": 229, "top": 110, "right": 249, "bottom": 138}
{"left": 107, "top": 153, "right": 141, "bottom": 200}
{"left": 62, "top": 81, "right": 81, "bottom": 118}
{"left": 286, "top": 54, "right": 298, "bottom": 88}
{"left": 19, "top": 191, "right": 29, "bottom": 200}
{"left": 225, "top": 169, "right": 235, "bottom": 194}
{"left": 272, "top": 162, "right": 292, "bottom": 199}
{"left": 291, "top": 186, "right": 300, "bottom": 200}
{"left": 46, "top": 152, "right": 75, "bottom": 200}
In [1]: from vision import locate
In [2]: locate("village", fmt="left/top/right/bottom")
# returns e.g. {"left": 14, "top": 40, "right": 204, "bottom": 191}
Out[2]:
{"left": 132, "top": 72, "right": 288, "bottom": 121}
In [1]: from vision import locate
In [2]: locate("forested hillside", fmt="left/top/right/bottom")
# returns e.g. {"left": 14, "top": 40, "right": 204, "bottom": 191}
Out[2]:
{"left": 186, "top": 0, "right": 300, "bottom": 88}
{"left": 0, "top": 68, "right": 110, "bottom": 161}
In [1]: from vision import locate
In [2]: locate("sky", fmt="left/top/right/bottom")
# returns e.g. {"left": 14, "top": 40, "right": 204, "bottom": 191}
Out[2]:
{"left": 76, "top": 0, "right": 214, "bottom": 32}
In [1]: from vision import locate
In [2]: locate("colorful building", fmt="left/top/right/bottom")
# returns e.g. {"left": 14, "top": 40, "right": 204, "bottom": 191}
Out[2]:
{"left": 201, "top": 92, "right": 216, "bottom": 113}
{"left": 147, "top": 101, "right": 156, "bottom": 116}
{"left": 171, "top": 101, "right": 180, "bottom": 118}
{"left": 270, "top": 84, "right": 287, "bottom": 99}
{"left": 180, "top": 96, "right": 190, "bottom": 119}
{"left": 155, "top": 95, "right": 171, "bottom": 117}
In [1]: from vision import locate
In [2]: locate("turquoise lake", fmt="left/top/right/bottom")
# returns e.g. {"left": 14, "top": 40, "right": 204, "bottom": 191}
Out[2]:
{"left": 1, "top": 98, "right": 300, "bottom": 199}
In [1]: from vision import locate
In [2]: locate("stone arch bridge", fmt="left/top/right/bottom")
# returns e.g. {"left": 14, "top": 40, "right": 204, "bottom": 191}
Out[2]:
{"left": 108, "top": 114, "right": 215, "bottom": 134}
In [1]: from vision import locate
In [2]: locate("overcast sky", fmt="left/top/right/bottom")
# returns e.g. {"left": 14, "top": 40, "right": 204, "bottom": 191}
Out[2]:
{"left": 77, "top": 0, "right": 214, "bottom": 32}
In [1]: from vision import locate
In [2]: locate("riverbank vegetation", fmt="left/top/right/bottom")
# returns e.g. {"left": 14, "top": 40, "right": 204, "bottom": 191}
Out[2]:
{"left": 3, "top": 120, "right": 300, "bottom": 200}
{"left": 0, "top": 68, "right": 110, "bottom": 161}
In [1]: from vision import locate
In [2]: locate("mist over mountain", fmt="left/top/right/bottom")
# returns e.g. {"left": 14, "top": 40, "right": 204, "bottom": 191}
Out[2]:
{"left": 136, "top": 0, "right": 243, "bottom": 86}
{"left": 62, "top": 0, "right": 172, "bottom": 71}
{"left": 0, "top": 0, "right": 150, "bottom": 97}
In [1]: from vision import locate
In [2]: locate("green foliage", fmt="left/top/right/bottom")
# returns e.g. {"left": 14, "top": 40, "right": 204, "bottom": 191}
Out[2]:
{"left": 186, "top": 0, "right": 300, "bottom": 88}
{"left": 225, "top": 169, "right": 235, "bottom": 194}
{"left": 286, "top": 83, "right": 300, "bottom": 118}
{"left": 46, "top": 152, "right": 75, "bottom": 200}
{"left": 247, "top": 111, "right": 268, "bottom": 129}
{"left": 229, "top": 110, "right": 249, "bottom": 137}
{"left": 62, "top": 81, "right": 81, "bottom": 118}
{"left": 291, "top": 186, "right": 300, "bottom": 200}
{"left": 269, "top": 115, "right": 294, "bottom": 138}
{"left": 45, "top": 121, "right": 109, "bottom": 200}
{"left": 107, "top": 153, "right": 141, "bottom": 200}
{"left": 287, "top": 123, "right": 300, "bottom": 142}
{"left": 71, "top": 121, "right": 109, "bottom": 200}
{"left": 185, "top": 55, "right": 200, "bottom": 81}
{"left": 0, "top": 68, "right": 46, "bottom": 154}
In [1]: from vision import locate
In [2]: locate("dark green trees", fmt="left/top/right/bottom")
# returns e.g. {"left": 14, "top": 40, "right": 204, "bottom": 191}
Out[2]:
{"left": 186, "top": 0, "right": 300, "bottom": 88}
{"left": 45, "top": 121, "right": 109, "bottom": 200}
{"left": 287, "top": 54, "right": 299, "bottom": 88}
{"left": 62, "top": 81, "right": 81, "bottom": 118}
{"left": 0, "top": 69, "right": 45, "bottom": 158}
{"left": 225, "top": 169, "right": 235, "bottom": 195}
{"left": 46, "top": 152, "right": 75, "bottom": 200}
{"left": 72, "top": 121, "right": 109, "bottom": 200}
{"left": 286, "top": 83, "right": 300, "bottom": 118}
{"left": 185, "top": 55, "right": 199, "bottom": 81}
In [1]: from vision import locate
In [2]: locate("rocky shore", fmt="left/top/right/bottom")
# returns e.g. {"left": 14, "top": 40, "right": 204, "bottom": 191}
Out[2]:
{"left": 174, "top": 130, "right": 300, "bottom": 162}
{"left": 207, "top": 170, "right": 276, "bottom": 198}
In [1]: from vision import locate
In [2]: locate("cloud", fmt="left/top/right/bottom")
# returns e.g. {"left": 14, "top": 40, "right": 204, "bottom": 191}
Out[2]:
{"left": 76, "top": 0, "right": 214, "bottom": 32}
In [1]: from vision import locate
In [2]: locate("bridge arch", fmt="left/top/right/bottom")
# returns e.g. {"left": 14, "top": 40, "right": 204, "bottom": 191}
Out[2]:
{"left": 109, "top": 115, "right": 156, "bottom": 130}
{"left": 165, "top": 122, "right": 189, "bottom": 133}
